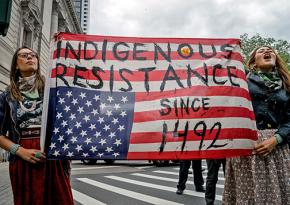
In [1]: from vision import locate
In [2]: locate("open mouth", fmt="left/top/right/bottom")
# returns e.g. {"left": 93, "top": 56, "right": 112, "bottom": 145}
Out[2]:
{"left": 263, "top": 54, "right": 271, "bottom": 60}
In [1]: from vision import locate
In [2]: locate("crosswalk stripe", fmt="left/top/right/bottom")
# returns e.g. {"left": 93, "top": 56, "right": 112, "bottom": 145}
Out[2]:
{"left": 153, "top": 170, "right": 225, "bottom": 181}
{"left": 77, "top": 178, "right": 184, "bottom": 205}
{"left": 131, "top": 173, "right": 225, "bottom": 189}
{"left": 72, "top": 189, "right": 107, "bottom": 205}
{"left": 105, "top": 175, "right": 222, "bottom": 201}
{"left": 72, "top": 166, "right": 119, "bottom": 171}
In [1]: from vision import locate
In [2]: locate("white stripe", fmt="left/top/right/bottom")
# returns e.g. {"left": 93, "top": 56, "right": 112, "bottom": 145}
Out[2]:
{"left": 56, "top": 40, "right": 241, "bottom": 53}
{"left": 105, "top": 175, "right": 222, "bottom": 201}
{"left": 72, "top": 189, "right": 107, "bottom": 205}
{"left": 48, "top": 75, "right": 248, "bottom": 92}
{"left": 77, "top": 178, "right": 183, "bottom": 205}
{"left": 153, "top": 170, "right": 225, "bottom": 181}
{"left": 128, "top": 138, "right": 255, "bottom": 152}
{"left": 134, "top": 96, "right": 253, "bottom": 112}
{"left": 53, "top": 57, "right": 245, "bottom": 72}
{"left": 131, "top": 117, "right": 257, "bottom": 133}
{"left": 132, "top": 173, "right": 225, "bottom": 189}
{"left": 72, "top": 166, "right": 119, "bottom": 171}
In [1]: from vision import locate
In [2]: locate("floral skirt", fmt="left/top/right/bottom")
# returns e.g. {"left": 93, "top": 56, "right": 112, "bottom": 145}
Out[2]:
{"left": 222, "top": 129, "right": 290, "bottom": 205}
{"left": 9, "top": 136, "right": 74, "bottom": 205}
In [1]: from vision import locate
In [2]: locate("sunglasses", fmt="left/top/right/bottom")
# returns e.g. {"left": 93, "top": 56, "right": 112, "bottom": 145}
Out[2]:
{"left": 17, "top": 52, "right": 38, "bottom": 59}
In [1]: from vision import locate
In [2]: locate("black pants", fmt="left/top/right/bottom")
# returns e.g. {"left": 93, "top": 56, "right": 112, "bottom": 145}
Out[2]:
{"left": 177, "top": 160, "right": 204, "bottom": 190}
{"left": 205, "top": 159, "right": 226, "bottom": 205}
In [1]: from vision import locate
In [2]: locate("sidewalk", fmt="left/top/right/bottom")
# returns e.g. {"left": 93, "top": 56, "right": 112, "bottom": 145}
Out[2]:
{"left": 0, "top": 162, "right": 13, "bottom": 205}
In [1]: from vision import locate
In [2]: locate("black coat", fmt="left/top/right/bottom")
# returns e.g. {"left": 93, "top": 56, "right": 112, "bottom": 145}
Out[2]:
{"left": 247, "top": 72, "right": 290, "bottom": 145}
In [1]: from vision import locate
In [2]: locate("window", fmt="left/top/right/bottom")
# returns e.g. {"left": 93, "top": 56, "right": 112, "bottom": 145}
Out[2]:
{"left": 84, "top": 12, "right": 87, "bottom": 14}
{"left": 22, "top": 29, "right": 32, "bottom": 47}
{"left": 83, "top": 24, "right": 87, "bottom": 26}
{"left": 84, "top": 20, "right": 87, "bottom": 22}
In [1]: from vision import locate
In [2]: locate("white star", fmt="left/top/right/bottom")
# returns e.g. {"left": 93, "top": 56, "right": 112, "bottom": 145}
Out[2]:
{"left": 75, "top": 122, "right": 82, "bottom": 129}
{"left": 79, "top": 92, "right": 86, "bottom": 99}
{"left": 58, "top": 135, "right": 64, "bottom": 142}
{"left": 107, "top": 96, "right": 114, "bottom": 102}
{"left": 109, "top": 132, "right": 116, "bottom": 138}
{"left": 83, "top": 115, "right": 90, "bottom": 122}
{"left": 64, "top": 105, "right": 70, "bottom": 112}
{"left": 121, "top": 96, "right": 128, "bottom": 103}
{"left": 53, "top": 150, "right": 60, "bottom": 157}
{"left": 61, "top": 120, "right": 67, "bottom": 127}
{"left": 120, "top": 111, "right": 127, "bottom": 117}
{"left": 91, "top": 109, "right": 98, "bottom": 116}
{"left": 67, "top": 152, "right": 74, "bottom": 157}
{"left": 97, "top": 117, "right": 104, "bottom": 124}
{"left": 57, "top": 90, "right": 60, "bottom": 96}
{"left": 103, "top": 124, "right": 110, "bottom": 131}
{"left": 100, "top": 103, "right": 106, "bottom": 110}
{"left": 84, "top": 138, "right": 92, "bottom": 145}
{"left": 49, "top": 142, "right": 56, "bottom": 149}
{"left": 77, "top": 106, "right": 84, "bottom": 113}
{"left": 56, "top": 112, "right": 62, "bottom": 119}
{"left": 82, "top": 153, "right": 89, "bottom": 157}
{"left": 114, "top": 139, "right": 122, "bottom": 147}
{"left": 105, "top": 147, "right": 113, "bottom": 153}
{"left": 85, "top": 100, "right": 92, "bottom": 107}
{"left": 70, "top": 136, "right": 77, "bottom": 143}
{"left": 62, "top": 143, "right": 69, "bottom": 151}
{"left": 118, "top": 125, "right": 125, "bottom": 132}
{"left": 106, "top": 110, "right": 113, "bottom": 117}
{"left": 72, "top": 98, "right": 78, "bottom": 105}
{"left": 99, "top": 139, "right": 106, "bottom": 146}
{"left": 89, "top": 124, "right": 96, "bottom": 130}
{"left": 69, "top": 113, "right": 76, "bottom": 120}
{"left": 94, "top": 95, "right": 100, "bottom": 101}
{"left": 113, "top": 152, "right": 120, "bottom": 157}
{"left": 80, "top": 130, "right": 87, "bottom": 137}
{"left": 94, "top": 131, "right": 101, "bottom": 138}
{"left": 98, "top": 153, "right": 104, "bottom": 158}
{"left": 112, "top": 118, "right": 119, "bottom": 124}
{"left": 90, "top": 146, "right": 97, "bottom": 153}
{"left": 65, "top": 128, "right": 73, "bottom": 135}
{"left": 75, "top": 144, "right": 83, "bottom": 152}
{"left": 66, "top": 91, "right": 72, "bottom": 98}
{"left": 53, "top": 127, "right": 59, "bottom": 134}
{"left": 58, "top": 97, "right": 65, "bottom": 104}
{"left": 114, "top": 104, "right": 120, "bottom": 110}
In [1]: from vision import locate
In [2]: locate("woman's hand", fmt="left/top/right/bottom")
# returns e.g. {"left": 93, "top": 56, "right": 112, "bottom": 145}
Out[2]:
{"left": 254, "top": 136, "right": 277, "bottom": 157}
{"left": 16, "top": 147, "right": 46, "bottom": 164}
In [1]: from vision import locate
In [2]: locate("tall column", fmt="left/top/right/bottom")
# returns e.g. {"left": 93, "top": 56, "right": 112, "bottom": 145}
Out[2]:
{"left": 50, "top": 2, "right": 59, "bottom": 38}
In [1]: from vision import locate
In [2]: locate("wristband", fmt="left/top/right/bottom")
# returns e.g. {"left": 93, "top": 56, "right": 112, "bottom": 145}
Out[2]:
{"left": 10, "top": 144, "right": 20, "bottom": 155}
{"left": 274, "top": 134, "right": 283, "bottom": 144}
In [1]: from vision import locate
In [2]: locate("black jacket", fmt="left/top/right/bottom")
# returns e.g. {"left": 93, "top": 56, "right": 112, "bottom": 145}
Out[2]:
{"left": 247, "top": 72, "right": 290, "bottom": 145}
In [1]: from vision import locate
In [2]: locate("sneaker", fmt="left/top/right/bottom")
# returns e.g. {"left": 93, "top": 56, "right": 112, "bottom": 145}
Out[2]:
{"left": 195, "top": 186, "right": 205, "bottom": 192}
{"left": 176, "top": 189, "right": 184, "bottom": 195}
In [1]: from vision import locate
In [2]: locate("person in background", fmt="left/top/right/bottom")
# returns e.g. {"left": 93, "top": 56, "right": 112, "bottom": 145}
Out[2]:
{"left": 176, "top": 160, "right": 205, "bottom": 194}
{"left": 222, "top": 46, "right": 290, "bottom": 205}
{"left": 0, "top": 47, "right": 74, "bottom": 205}
{"left": 205, "top": 159, "right": 226, "bottom": 205}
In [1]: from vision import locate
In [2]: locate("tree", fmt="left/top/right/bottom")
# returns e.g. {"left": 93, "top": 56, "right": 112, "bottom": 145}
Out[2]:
{"left": 240, "top": 33, "right": 290, "bottom": 70}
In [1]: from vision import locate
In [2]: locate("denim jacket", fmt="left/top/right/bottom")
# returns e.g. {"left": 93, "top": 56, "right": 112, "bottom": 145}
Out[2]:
{"left": 247, "top": 72, "right": 290, "bottom": 145}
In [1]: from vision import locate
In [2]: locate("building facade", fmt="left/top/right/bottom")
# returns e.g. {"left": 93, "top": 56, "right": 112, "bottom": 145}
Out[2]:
{"left": 0, "top": 0, "right": 82, "bottom": 161}
{"left": 73, "top": 0, "right": 90, "bottom": 34}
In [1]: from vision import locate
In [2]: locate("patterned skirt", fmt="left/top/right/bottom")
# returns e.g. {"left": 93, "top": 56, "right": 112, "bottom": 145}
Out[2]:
{"left": 222, "top": 129, "right": 290, "bottom": 205}
{"left": 9, "top": 134, "right": 74, "bottom": 205}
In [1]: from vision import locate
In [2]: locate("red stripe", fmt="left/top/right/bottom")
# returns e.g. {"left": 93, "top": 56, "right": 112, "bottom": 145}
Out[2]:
{"left": 135, "top": 86, "right": 251, "bottom": 101}
{"left": 133, "top": 107, "right": 255, "bottom": 123}
{"left": 55, "top": 32, "right": 241, "bottom": 45}
{"left": 53, "top": 48, "right": 243, "bottom": 61}
{"left": 50, "top": 65, "right": 246, "bottom": 82}
{"left": 130, "top": 128, "right": 257, "bottom": 144}
{"left": 126, "top": 149, "right": 252, "bottom": 160}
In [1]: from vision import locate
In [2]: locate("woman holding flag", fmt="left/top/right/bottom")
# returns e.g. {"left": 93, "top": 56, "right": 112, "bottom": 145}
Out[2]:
{"left": 0, "top": 47, "right": 74, "bottom": 205}
{"left": 222, "top": 46, "right": 290, "bottom": 204}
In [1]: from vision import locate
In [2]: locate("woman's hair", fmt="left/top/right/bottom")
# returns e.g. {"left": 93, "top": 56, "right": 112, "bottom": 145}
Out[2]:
{"left": 9, "top": 46, "right": 45, "bottom": 101}
{"left": 247, "top": 45, "right": 290, "bottom": 92}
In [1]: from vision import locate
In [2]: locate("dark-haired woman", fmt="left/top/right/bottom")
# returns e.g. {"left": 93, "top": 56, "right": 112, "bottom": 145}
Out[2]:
{"left": 0, "top": 47, "right": 74, "bottom": 205}
{"left": 222, "top": 46, "right": 290, "bottom": 204}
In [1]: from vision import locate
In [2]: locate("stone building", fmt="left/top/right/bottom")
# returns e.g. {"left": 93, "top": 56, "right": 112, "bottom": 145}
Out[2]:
{"left": 0, "top": 0, "right": 83, "bottom": 161}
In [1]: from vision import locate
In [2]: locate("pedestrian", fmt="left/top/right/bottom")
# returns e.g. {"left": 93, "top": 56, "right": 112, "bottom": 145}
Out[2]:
{"left": 222, "top": 46, "right": 290, "bottom": 205}
{"left": 176, "top": 160, "right": 205, "bottom": 194}
{"left": 0, "top": 47, "right": 74, "bottom": 205}
{"left": 205, "top": 159, "right": 226, "bottom": 205}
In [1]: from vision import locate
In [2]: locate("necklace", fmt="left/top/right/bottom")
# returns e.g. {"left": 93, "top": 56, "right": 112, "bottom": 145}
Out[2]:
{"left": 19, "top": 101, "right": 37, "bottom": 112}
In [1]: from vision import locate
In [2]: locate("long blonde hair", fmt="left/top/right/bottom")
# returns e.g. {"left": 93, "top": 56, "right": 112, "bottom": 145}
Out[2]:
{"left": 247, "top": 45, "right": 290, "bottom": 92}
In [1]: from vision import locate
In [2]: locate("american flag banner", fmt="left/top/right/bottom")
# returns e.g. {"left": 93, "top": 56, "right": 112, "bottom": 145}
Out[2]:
{"left": 41, "top": 33, "right": 257, "bottom": 160}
